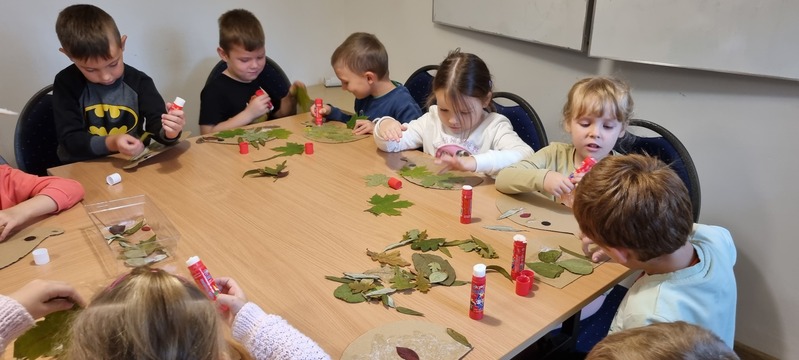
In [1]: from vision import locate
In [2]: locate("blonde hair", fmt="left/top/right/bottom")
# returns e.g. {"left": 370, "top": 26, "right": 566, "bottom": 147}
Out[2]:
{"left": 587, "top": 321, "right": 739, "bottom": 360}
{"left": 65, "top": 266, "right": 250, "bottom": 360}
{"left": 562, "top": 76, "right": 634, "bottom": 130}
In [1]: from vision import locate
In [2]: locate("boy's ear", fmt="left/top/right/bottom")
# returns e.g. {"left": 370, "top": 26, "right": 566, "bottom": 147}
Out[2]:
{"left": 364, "top": 71, "right": 376, "bottom": 85}
{"left": 217, "top": 47, "right": 228, "bottom": 61}
{"left": 606, "top": 246, "right": 632, "bottom": 264}
{"left": 120, "top": 35, "right": 127, "bottom": 51}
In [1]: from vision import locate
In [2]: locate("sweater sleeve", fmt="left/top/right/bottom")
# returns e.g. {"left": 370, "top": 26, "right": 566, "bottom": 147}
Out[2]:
{"left": 130, "top": 68, "right": 178, "bottom": 146}
{"left": 471, "top": 115, "right": 535, "bottom": 177}
{"left": 0, "top": 295, "right": 35, "bottom": 356}
{"left": 495, "top": 143, "right": 573, "bottom": 194}
{"left": 232, "top": 303, "right": 330, "bottom": 360}
{"left": 373, "top": 114, "right": 427, "bottom": 153}
{"left": 0, "top": 165, "right": 84, "bottom": 212}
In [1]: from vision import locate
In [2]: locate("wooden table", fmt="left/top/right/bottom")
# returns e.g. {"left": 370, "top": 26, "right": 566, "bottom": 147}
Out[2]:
{"left": 1, "top": 114, "right": 629, "bottom": 359}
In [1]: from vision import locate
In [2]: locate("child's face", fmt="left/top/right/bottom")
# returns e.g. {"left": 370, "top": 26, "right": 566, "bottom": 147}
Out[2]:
{"left": 566, "top": 109, "right": 625, "bottom": 163}
{"left": 434, "top": 90, "right": 488, "bottom": 133}
{"left": 333, "top": 62, "right": 372, "bottom": 99}
{"left": 220, "top": 45, "right": 266, "bottom": 83}
{"left": 69, "top": 36, "right": 126, "bottom": 86}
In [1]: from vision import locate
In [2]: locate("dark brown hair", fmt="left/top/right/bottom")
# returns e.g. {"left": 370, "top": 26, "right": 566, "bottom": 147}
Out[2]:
{"left": 428, "top": 49, "right": 495, "bottom": 127}
{"left": 218, "top": 9, "right": 265, "bottom": 52}
{"left": 573, "top": 154, "right": 693, "bottom": 261}
{"left": 55, "top": 4, "right": 122, "bottom": 61}
{"left": 330, "top": 32, "right": 389, "bottom": 79}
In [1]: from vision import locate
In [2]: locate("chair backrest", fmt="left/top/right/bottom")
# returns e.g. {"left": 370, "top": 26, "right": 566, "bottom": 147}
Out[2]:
{"left": 613, "top": 119, "right": 701, "bottom": 222}
{"left": 491, "top": 91, "right": 549, "bottom": 152}
{"left": 14, "top": 84, "right": 62, "bottom": 176}
{"left": 205, "top": 57, "right": 291, "bottom": 98}
{"left": 404, "top": 64, "right": 438, "bottom": 113}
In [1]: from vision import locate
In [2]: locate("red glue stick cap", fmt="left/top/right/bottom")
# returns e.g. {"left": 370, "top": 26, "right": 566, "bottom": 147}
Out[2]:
{"left": 515, "top": 275, "right": 532, "bottom": 296}
{"left": 239, "top": 142, "right": 249, "bottom": 154}
{"left": 304, "top": 142, "right": 314, "bottom": 154}
{"left": 388, "top": 177, "right": 402, "bottom": 190}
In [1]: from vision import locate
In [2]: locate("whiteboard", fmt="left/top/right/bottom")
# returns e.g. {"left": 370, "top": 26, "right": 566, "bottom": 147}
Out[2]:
{"left": 433, "top": 0, "right": 590, "bottom": 51}
{"left": 589, "top": 0, "right": 799, "bottom": 81}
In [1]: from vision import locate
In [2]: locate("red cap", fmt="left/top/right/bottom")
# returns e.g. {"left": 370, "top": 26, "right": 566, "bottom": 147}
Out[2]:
{"left": 515, "top": 274, "right": 532, "bottom": 296}
{"left": 304, "top": 142, "right": 314, "bottom": 155}
{"left": 239, "top": 142, "right": 249, "bottom": 154}
{"left": 388, "top": 177, "right": 402, "bottom": 190}
{"left": 255, "top": 88, "right": 266, "bottom": 97}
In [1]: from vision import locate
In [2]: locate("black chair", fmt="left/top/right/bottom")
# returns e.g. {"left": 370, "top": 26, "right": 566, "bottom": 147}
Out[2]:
{"left": 492, "top": 91, "right": 549, "bottom": 152}
{"left": 404, "top": 64, "right": 438, "bottom": 113}
{"left": 14, "top": 84, "right": 62, "bottom": 176}
{"left": 614, "top": 119, "right": 701, "bottom": 222}
{"left": 0, "top": 154, "right": 7, "bottom": 165}
{"left": 205, "top": 57, "right": 291, "bottom": 99}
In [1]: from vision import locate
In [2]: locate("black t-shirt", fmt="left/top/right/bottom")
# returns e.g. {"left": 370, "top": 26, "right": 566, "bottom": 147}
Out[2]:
{"left": 199, "top": 70, "right": 288, "bottom": 126}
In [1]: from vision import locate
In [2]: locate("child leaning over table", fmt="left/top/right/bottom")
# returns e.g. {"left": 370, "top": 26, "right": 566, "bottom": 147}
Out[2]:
{"left": 53, "top": 4, "right": 186, "bottom": 164}
{"left": 573, "top": 154, "right": 737, "bottom": 348}
{"left": 0, "top": 165, "right": 84, "bottom": 242}
{"left": 373, "top": 49, "right": 533, "bottom": 177}
{"left": 310, "top": 32, "right": 422, "bottom": 135}
{"left": 199, "top": 9, "right": 305, "bottom": 135}
{"left": 495, "top": 76, "right": 633, "bottom": 202}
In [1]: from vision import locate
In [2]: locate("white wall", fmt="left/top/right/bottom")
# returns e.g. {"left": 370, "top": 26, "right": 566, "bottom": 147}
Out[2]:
{"left": 1, "top": 1, "right": 796, "bottom": 357}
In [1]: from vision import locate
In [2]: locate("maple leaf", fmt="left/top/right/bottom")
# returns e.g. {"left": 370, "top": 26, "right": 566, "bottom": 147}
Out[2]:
{"left": 366, "top": 249, "right": 411, "bottom": 267}
{"left": 215, "top": 128, "right": 246, "bottom": 138}
{"left": 255, "top": 142, "right": 305, "bottom": 162}
{"left": 14, "top": 306, "right": 79, "bottom": 359}
{"left": 414, "top": 272, "right": 431, "bottom": 293}
{"left": 265, "top": 128, "right": 292, "bottom": 139}
{"left": 364, "top": 174, "right": 390, "bottom": 187}
{"left": 398, "top": 165, "right": 433, "bottom": 178}
{"left": 365, "top": 194, "right": 413, "bottom": 216}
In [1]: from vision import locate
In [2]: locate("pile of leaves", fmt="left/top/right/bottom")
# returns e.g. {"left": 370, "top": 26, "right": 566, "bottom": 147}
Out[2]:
{"left": 206, "top": 126, "right": 292, "bottom": 149}
{"left": 384, "top": 229, "right": 499, "bottom": 260}
{"left": 525, "top": 247, "right": 594, "bottom": 279}
{"left": 365, "top": 194, "right": 414, "bottom": 216}
{"left": 242, "top": 160, "right": 289, "bottom": 181}
{"left": 398, "top": 165, "right": 472, "bottom": 189}
{"left": 105, "top": 218, "right": 170, "bottom": 267}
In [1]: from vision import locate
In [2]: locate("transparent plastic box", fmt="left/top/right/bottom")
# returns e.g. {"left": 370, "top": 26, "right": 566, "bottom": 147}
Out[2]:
{"left": 84, "top": 195, "right": 180, "bottom": 275}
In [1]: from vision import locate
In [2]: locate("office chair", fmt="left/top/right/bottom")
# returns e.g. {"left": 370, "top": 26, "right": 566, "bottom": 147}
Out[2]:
{"left": 14, "top": 84, "right": 62, "bottom": 176}
{"left": 492, "top": 91, "right": 549, "bottom": 151}
{"left": 0, "top": 154, "right": 7, "bottom": 165}
{"left": 205, "top": 57, "right": 291, "bottom": 100}
{"left": 614, "top": 119, "right": 702, "bottom": 222}
{"left": 404, "top": 64, "right": 438, "bottom": 113}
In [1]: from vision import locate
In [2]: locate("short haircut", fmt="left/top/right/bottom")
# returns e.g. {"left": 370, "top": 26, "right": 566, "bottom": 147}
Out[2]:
{"left": 218, "top": 9, "right": 264, "bottom": 52}
{"left": 430, "top": 48, "right": 495, "bottom": 116}
{"left": 55, "top": 4, "right": 122, "bottom": 61}
{"left": 330, "top": 32, "right": 389, "bottom": 79}
{"left": 573, "top": 154, "right": 693, "bottom": 261}
{"left": 562, "top": 76, "right": 634, "bottom": 129}
{"left": 587, "top": 321, "right": 740, "bottom": 360}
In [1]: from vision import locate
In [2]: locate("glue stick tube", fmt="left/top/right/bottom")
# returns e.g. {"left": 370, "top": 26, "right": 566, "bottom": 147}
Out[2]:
{"left": 169, "top": 97, "right": 186, "bottom": 111}
{"left": 186, "top": 256, "right": 220, "bottom": 300}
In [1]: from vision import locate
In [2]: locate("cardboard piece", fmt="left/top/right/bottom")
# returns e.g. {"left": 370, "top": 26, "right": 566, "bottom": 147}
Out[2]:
{"left": 0, "top": 227, "right": 65, "bottom": 269}
{"left": 342, "top": 320, "right": 472, "bottom": 360}
{"left": 301, "top": 122, "right": 369, "bottom": 143}
{"left": 495, "top": 192, "right": 579, "bottom": 235}
{"left": 524, "top": 233, "right": 604, "bottom": 289}
{"left": 397, "top": 152, "right": 484, "bottom": 190}
{"left": 124, "top": 131, "right": 191, "bottom": 170}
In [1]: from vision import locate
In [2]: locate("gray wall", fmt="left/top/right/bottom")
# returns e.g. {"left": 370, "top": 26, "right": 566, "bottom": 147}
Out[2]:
{"left": 0, "top": 1, "right": 795, "bottom": 358}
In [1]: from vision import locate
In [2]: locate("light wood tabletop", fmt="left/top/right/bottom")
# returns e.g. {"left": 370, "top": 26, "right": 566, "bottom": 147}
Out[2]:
{"left": 1, "top": 114, "right": 629, "bottom": 359}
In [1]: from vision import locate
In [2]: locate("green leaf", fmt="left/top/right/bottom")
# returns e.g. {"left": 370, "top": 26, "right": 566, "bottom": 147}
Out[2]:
{"left": 382, "top": 294, "right": 396, "bottom": 308}
{"left": 415, "top": 273, "right": 432, "bottom": 293}
{"left": 439, "top": 246, "right": 452, "bottom": 258}
{"left": 295, "top": 85, "right": 312, "bottom": 113}
{"left": 411, "top": 237, "right": 446, "bottom": 252}
{"left": 429, "top": 271, "right": 449, "bottom": 283}
{"left": 526, "top": 262, "right": 565, "bottom": 279}
{"left": 486, "top": 264, "right": 513, "bottom": 282}
{"left": 557, "top": 258, "right": 594, "bottom": 275}
{"left": 483, "top": 225, "right": 527, "bottom": 232}
{"left": 390, "top": 267, "right": 416, "bottom": 291}
{"left": 395, "top": 306, "right": 425, "bottom": 317}
{"left": 398, "top": 165, "right": 433, "bottom": 178}
{"left": 447, "top": 328, "right": 472, "bottom": 348}
{"left": 364, "top": 174, "right": 390, "bottom": 187}
{"left": 412, "top": 253, "right": 457, "bottom": 286}
{"left": 266, "top": 128, "right": 292, "bottom": 139}
{"left": 365, "top": 194, "right": 414, "bottom": 216}
{"left": 559, "top": 245, "right": 590, "bottom": 261}
{"left": 324, "top": 275, "right": 354, "bottom": 284}
{"left": 346, "top": 114, "right": 368, "bottom": 129}
{"left": 366, "top": 249, "right": 411, "bottom": 267}
{"left": 538, "top": 250, "right": 562, "bottom": 263}
{"left": 14, "top": 306, "right": 79, "bottom": 359}
{"left": 333, "top": 283, "right": 367, "bottom": 303}
{"left": 255, "top": 142, "right": 305, "bottom": 162}
{"left": 215, "top": 128, "right": 246, "bottom": 138}
{"left": 450, "top": 280, "right": 470, "bottom": 286}
{"left": 122, "top": 218, "right": 144, "bottom": 235}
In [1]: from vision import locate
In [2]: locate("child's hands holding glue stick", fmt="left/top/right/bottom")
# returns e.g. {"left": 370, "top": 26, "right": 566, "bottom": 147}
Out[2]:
{"left": 215, "top": 277, "right": 247, "bottom": 323}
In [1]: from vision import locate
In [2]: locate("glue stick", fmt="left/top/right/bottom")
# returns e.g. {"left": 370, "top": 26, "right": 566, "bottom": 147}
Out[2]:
{"left": 469, "top": 264, "right": 487, "bottom": 320}
{"left": 186, "top": 256, "right": 220, "bottom": 300}
{"left": 168, "top": 97, "right": 186, "bottom": 112}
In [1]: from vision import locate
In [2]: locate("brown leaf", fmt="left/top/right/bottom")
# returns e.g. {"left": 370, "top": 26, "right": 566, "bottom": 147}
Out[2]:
{"left": 366, "top": 249, "right": 411, "bottom": 267}
{"left": 415, "top": 273, "right": 431, "bottom": 293}
{"left": 396, "top": 347, "right": 420, "bottom": 360}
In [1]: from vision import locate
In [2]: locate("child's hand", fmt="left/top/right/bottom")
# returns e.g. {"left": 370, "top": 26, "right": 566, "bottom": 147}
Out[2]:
{"left": 543, "top": 171, "right": 575, "bottom": 197}
{"left": 352, "top": 119, "right": 374, "bottom": 135}
{"left": 376, "top": 118, "right": 405, "bottom": 141}
{"left": 570, "top": 171, "right": 586, "bottom": 184}
{"left": 162, "top": 102, "right": 185, "bottom": 139}
{"left": 246, "top": 91, "right": 273, "bottom": 118}
{"left": 435, "top": 153, "right": 477, "bottom": 173}
{"left": 9, "top": 279, "right": 85, "bottom": 319}
{"left": 110, "top": 134, "right": 145, "bottom": 156}
{"left": 288, "top": 81, "right": 305, "bottom": 98}
{"left": 309, "top": 103, "right": 331, "bottom": 119}
{"left": 580, "top": 233, "right": 610, "bottom": 263}
{"left": 0, "top": 208, "right": 23, "bottom": 242}
{"left": 215, "top": 277, "right": 247, "bottom": 323}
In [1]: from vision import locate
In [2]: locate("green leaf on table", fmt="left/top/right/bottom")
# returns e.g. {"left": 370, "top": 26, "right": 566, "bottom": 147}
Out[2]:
{"left": 538, "top": 250, "right": 562, "bottom": 263}
{"left": 557, "top": 258, "right": 594, "bottom": 275}
{"left": 333, "top": 283, "right": 367, "bottom": 303}
{"left": 366, "top": 249, "right": 411, "bottom": 267}
{"left": 365, "top": 194, "right": 413, "bottom": 216}
{"left": 447, "top": 327, "right": 472, "bottom": 348}
{"left": 526, "top": 262, "right": 565, "bottom": 279}
{"left": 398, "top": 165, "right": 433, "bottom": 178}
{"left": 265, "top": 128, "right": 292, "bottom": 139}
{"left": 346, "top": 114, "right": 368, "bottom": 129}
{"left": 242, "top": 160, "right": 289, "bottom": 181}
{"left": 486, "top": 264, "right": 513, "bottom": 282}
{"left": 483, "top": 225, "right": 527, "bottom": 232}
{"left": 364, "top": 174, "right": 390, "bottom": 187}
{"left": 415, "top": 272, "right": 432, "bottom": 293}
{"left": 412, "top": 253, "right": 456, "bottom": 286}
{"left": 438, "top": 246, "right": 452, "bottom": 258}
{"left": 395, "top": 306, "right": 424, "bottom": 317}
{"left": 254, "top": 142, "right": 305, "bottom": 162}
{"left": 348, "top": 279, "right": 377, "bottom": 294}
{"left": 390, "top": 267, "right": 415, "bottom": 291}
{"left": 324, "top": 275, "right": 354, "bottom": 284}
{"left": 559, "top": 245, "right": 590, "bottom": 261}
{"left": 215, "top": 128, "right": 246, "bottom": 138}
{"left": 13, "top": 306, "right": 79, "bottom": 360}
{"left": 411, "top": 237, "right": 446, "bottom": 252}
{"left": 295, "top": 85, "right": 312, "bottom": 113}
{"left": 429, "top": 271, "right": 449, "bottom": 284}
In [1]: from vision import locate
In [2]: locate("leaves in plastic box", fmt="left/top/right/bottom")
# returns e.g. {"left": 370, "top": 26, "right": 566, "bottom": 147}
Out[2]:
{"left": 365, "top": 194, "right": 413, "bottom": 216}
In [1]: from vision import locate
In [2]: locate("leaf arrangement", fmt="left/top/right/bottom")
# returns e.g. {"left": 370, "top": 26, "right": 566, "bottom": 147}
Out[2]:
{"left": 526, "top": 248, "right": 594, "bottom": 279}
{"left": 13, "top": 306, "right": 79, "bottom": 359}
{"left": 208, "top": 126, "right": 292, "bottom": 149}
{"left": 105, "top": 218, "right": 169, "bottom": 267}
{"left": 242, "top": 160, "right": 289, "bottom": 181}
{"left": 255, "top": 142, "right": 305, "bottom": 162}
{"left": 382, "top": 229, "right": 499, "bottom": 260}
{"left": 365, "top": 194, "right": 414, "bottom": 216}
{"left": 397, "top": 165, "right": 472, "bottom": 189}
{"left": 303, "top": 122, "right": 366, "bottom": 142}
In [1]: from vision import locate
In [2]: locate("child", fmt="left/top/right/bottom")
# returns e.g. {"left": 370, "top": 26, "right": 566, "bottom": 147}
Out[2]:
{"left": 199, "top": 9, "right": 305, "bottom": 135}
{"left": 0, "top": 266, "right": 330, "bottom": 359}
{"left": 53, "top": 4, "right": 186, "bottom": 164}
{"left": 573, "top": 154, "right": 737, "bottom": 347}
{"left": 495, "top": 76, "right": 633, "bottom": 200}
{"left": 311, "top": 32, "right": 422, "bottom": 135}
{"left": 586, "top": 321, "right": 739, "bottom": 360}
{"left": 374, "top": 49, "right": 533, "bottom": 177}
{"left": 0, "top": 165, "right": 84, "bottom": 242}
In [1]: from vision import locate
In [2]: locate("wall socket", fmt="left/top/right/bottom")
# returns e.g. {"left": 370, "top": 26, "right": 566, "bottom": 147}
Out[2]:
{"left": 324, "top": 77, "right": 342, "bottom": 87}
